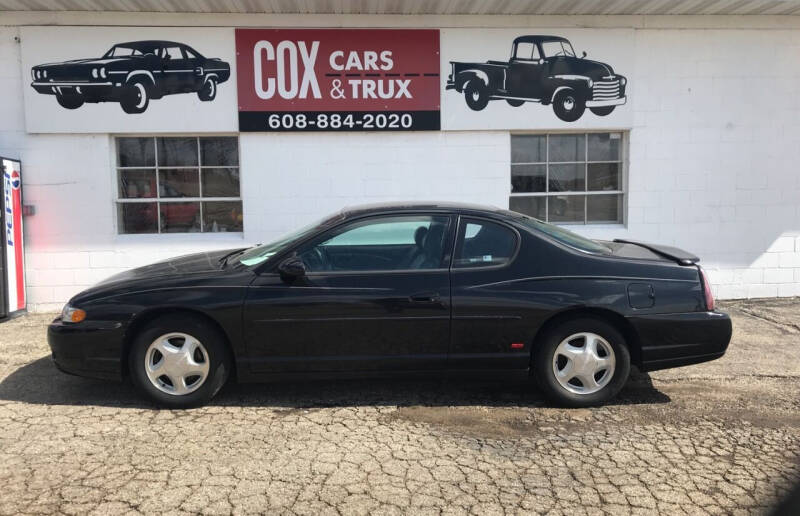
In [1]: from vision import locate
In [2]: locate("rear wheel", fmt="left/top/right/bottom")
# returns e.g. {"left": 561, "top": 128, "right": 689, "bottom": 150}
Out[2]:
{"left": 533, "top": 317, "right": 630, "bottom": 407}
{"left": 198, "top": 77, "right": 218, "bottom": 101}
{"left": 464, "top": 80, "right": 490, "bottom": 111}
{"left": 56, "top": 91, "right": 84, "bottom": 109}
{"left": 129, "top": 314, "right": 231, "bottom": 408}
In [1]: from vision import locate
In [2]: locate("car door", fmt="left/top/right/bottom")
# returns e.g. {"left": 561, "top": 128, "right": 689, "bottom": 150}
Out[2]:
{"left": 507, "top": 41, "right": 546, "bottom": 99}
{"left": 160, "top": 45, "right": 194, "bottom": 93}
{"left": 448, "top": 216, "right": 530, "bottom": 373}
{"left": 243, "top": 213, "right": 454, "bottom": 373}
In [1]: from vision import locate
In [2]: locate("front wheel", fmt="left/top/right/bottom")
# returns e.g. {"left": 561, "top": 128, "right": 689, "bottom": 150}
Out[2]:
{"left": 120, "top": 80, "right": 150, "bottom": 114}
{"left": 533, "top": 317, "right": 630, "bottom": 407}
{"left": 506, "top": 99, "right": 525, "bottom": 107}
{"left": 56, "top": 92, "right": 84, "bottom": 109}
{"left": 198, "top": 77, "right": 218, "bottom": 101}
{"left": 129, "top": 314, "right": 231, "bottom": 408}
{"left": 590, "top": 106, "right": 616, "bottom": 116}
{"left": 552, "top": 88, "right": 586, "bottom": 122}
{"left": 464, "top": 80, "right": 490, "bottom": 111}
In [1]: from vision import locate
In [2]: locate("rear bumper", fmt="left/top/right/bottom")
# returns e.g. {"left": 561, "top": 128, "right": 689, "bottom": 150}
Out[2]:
{"left": 628, "top": 311, "right": 732, "bottom": 372}
{"left": 47, "top": 318, "right": 125, "bottom": 381}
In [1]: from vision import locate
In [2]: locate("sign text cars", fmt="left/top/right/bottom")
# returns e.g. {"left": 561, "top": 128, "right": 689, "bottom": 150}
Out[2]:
{"left": 235, "top": 29, "right": 441, "bottom": 131}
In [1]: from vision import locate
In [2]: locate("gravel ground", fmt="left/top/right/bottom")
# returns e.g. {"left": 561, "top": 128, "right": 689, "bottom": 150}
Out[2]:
{"left": 0, "top": 299, "right": 798, "bottom": 515}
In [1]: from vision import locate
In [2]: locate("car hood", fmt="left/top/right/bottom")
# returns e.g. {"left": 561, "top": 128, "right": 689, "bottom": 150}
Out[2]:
{"left": 38, "top": 57, "right": 136, "bottom": 69}
{"left": 94, "top": 249, "right": 244, "bottom": 287}
{"left": 548, "top": 56, "right": 616, "bottom": 80}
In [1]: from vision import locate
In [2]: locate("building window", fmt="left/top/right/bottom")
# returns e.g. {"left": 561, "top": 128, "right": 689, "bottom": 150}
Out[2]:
{"left": 115, "top": 136, "right": 242, "bottom": 234}
{"left": 509, "top": 132, "right": 625, "bottom": 224}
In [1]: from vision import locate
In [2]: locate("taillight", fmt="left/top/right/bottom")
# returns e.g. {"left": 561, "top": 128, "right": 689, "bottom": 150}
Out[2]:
{"left": 698, "top": 266, "right": 714, "bottom": 311}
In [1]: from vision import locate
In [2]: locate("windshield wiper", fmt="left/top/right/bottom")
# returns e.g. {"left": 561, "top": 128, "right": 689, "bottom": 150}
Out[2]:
{"left": 218, "top": 249, "right": 247, "bottom": 268}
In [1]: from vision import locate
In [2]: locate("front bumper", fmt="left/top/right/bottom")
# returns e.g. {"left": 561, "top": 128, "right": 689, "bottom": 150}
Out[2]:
{"left": 628, "top": 310, "right": 732, "bottom": 372}
{"left": 585, "top": 96, "right": 627, "bottom": 108}
{"left": 47, "top": 317, "right": 125, "bottom": 381}
{"left": 31, "top": 81, "right": 117, "bottom": 98}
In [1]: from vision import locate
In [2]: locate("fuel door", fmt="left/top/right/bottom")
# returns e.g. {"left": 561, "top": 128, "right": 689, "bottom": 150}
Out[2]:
{"left": 627, "top": 283, "right": 655, "bottom": 309}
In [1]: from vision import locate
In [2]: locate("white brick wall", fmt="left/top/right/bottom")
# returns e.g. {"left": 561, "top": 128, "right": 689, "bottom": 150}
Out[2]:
{"left": 2, "top": 16, "right": 800, "bottom": 311}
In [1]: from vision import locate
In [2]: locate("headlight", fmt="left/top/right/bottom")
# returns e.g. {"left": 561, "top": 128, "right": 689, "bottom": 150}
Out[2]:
{"left": 587, "top": 78, "right": 593, "bottom": 88}
{"left": 100, "top": 67, "right": 107, "bottom": 78}
{"left": 91, "top": 68, "right": 98, "bottom": 78}
{"left": 31, "top": 69, "right": 36, "bottom": 80}
{"left": 61, "top": 304, "right": 87, "bottom": 323}
{"left": 620, "top": 77, "right": 626, "bottom": 86}
{"left": 36, "top": 69, "right": 41, "bottom": 79}
{"left": 43, "top": 70, "right": 47, "bottom": 78}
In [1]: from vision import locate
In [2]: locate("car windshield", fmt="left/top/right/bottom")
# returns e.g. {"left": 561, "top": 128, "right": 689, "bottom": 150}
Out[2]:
{"left": 541, "top": 40, "right": 576, "bottom": 58}
{"left": 235, "top": 213, "right": 345, "bottom": 267}
{"left": 104, "top": 45, "right": 157, "bottom": 58}
{"left": 515, "top": 215, "right": 610, "bottom": 254}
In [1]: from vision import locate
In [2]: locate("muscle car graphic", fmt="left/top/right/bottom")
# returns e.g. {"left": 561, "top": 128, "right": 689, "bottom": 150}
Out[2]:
{"left": 30, "top": 40, "right": 231, "bottom": 114}
{"left": 446, "top": 36, "right": 627, "bottom": 122}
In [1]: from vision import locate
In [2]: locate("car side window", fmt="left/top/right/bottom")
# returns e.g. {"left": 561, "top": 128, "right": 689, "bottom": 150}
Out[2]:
{"left": 183, "top": 47, "right": 198, "bottom": 59}
{"left": 298, "top": 215, "right": 450, "bottom": 272}
{"left": 162, "top": 47, "right": 183, "bottom": 60}
{"left": 514, "top": 42, "right": 538, "bottom": 61}
{"left": 454, "top": 219, "right": 517, "bottom": 268}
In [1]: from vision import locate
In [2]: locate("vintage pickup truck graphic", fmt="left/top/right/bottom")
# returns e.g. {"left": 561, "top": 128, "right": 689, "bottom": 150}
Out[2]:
{"left": 446, "top": 35, "right": 627, "bottom": 122}
{"left": 30, "top": 40, "right": 231, "bottom": 114}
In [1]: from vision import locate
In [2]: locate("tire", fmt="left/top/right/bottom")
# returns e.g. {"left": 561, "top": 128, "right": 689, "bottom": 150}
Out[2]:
{"left": 128, "top": 314, "right": 231, "bottom": 408}
{"left": 590, "top": 106, "right": 616, "bottom": 116}
{"left": 533, "top": 317, "right": 630, "bottom": 407}
{"left": 464, "top": 80, "right": 490, "bottom": 111}
{"left": 552, "top": 88, "right": 586, "bottom": 122}
{"left": 56, "top": 92, "right": 84, "bottom": 109}
{"left": 506, "top": 99, "right": 525, "bottom": 107}
{"left": 198, "top": 77, "right": 217, "bottom": 101}
{"left": 120, "top": 79, "right": 150, "bottom": 114}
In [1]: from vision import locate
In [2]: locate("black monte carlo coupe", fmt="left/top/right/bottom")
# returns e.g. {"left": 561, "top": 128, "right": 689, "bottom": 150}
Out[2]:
{"left": 48, "top": 203, "right": 732, "bottom": 408}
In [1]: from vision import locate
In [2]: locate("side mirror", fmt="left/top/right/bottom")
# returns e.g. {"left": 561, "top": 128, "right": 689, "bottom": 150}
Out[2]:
{"left": 278, "top": 255, "right": 306, "bottom": 280}
{"left": 581, "top": 51, "right": 587, "bottom": 58}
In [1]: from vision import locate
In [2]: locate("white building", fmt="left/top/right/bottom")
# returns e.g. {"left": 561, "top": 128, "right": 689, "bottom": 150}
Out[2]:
{"left": 1, "top": 1, "right": 800, "bottom": 313}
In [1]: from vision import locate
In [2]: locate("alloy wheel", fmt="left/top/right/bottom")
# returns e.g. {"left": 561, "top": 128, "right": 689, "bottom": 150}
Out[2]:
{"left": 144, "top": 332, "right": 210, "bottom": 396}
{"left": 552, "top": 332, "right": 616, "bottom": 395}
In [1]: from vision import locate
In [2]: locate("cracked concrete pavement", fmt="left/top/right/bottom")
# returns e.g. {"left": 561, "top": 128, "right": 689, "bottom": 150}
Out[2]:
{"left": 0, "top": 299, "right": 798, "bottom": 515}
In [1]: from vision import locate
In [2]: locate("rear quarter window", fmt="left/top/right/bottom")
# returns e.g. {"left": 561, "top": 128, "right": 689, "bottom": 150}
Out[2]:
{"left": 454, "top": 219, "right": 517, "bottom": 268}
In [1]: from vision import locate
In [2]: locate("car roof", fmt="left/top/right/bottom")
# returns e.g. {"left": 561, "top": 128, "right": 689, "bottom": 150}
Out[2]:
{"left": 513, "top": 35, "right": 569, "bottom": 44}
{"left": 339, "top": 201, "right": 515, "bottom": 219}
{"left": 115, "top": 40, "right": 185, "bottom": 48}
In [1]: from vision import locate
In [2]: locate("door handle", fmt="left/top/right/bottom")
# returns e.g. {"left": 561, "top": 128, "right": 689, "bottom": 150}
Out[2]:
{"left": 409, "top": 292, "right": 441, "bottom": 304}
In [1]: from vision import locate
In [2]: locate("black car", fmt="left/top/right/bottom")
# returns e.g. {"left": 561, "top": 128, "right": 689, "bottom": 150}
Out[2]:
{"left": 31, "top": 40, "right": 231, "bottom": 114}
{"left": 48, "top": 203, "right": 731, "bottom": 408}
{"left": 446, "top": 35, "right": 627, "bottom": 122}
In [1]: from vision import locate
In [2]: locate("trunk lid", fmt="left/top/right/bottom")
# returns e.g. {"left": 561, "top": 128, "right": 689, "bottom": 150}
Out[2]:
{"left": 609, "top": 239, "right": 700, "bottom": 265}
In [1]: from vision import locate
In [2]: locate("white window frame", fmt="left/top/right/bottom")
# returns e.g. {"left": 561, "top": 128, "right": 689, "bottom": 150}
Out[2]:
{"left": 113, "top": 134, "right": 242, "bottom": 235}
{"left": 509, "top": 131, "right": 628, "bottom": 226}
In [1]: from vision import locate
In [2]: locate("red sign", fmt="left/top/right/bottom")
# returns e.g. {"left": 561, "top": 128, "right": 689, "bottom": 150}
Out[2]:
{"left": 235, "top": 29, "right": 440, "bottom": 131}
